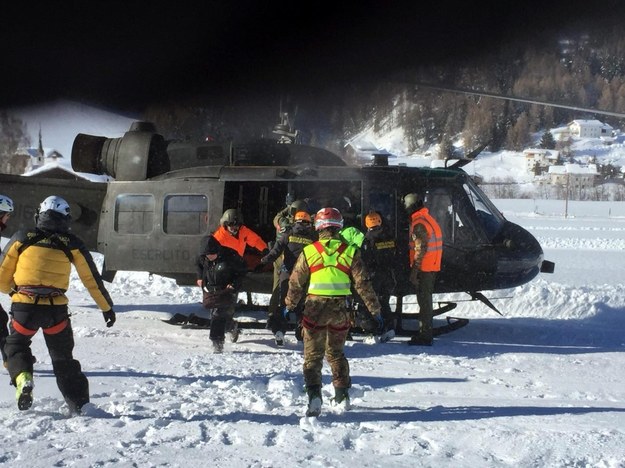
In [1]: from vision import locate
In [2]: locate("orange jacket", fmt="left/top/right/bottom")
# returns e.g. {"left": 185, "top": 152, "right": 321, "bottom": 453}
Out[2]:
{"left": 409, "top": 207, "right": 443, "bottom": 272}
{"left": 212, "top": 225, "right": 268, "bottom": 257}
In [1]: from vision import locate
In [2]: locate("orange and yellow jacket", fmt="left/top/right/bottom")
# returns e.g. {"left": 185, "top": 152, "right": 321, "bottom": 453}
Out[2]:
{"left": 0, "top": 229, "right": 114, "bottom": 311}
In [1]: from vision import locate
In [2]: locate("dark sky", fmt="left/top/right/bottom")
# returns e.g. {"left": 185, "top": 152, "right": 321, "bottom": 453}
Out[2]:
{"left": 2, "top": 1, "right": 622, "bottom": 113}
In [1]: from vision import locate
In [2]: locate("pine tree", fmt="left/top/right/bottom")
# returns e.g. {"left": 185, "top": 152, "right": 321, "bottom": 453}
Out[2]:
{"left": 539, "top": 131, "right": 556, "bottom": 149}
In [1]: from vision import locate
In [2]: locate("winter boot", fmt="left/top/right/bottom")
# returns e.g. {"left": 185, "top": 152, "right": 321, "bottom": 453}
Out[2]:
{"left": 15, "top": 371, "right": 34, "bottom": 411}
{"left": 332, "top": 387, "right": 349, "bottom": 409}
{"left": 212, "top": 340, "right": 225, "bottom": 354}
{"left": 228, "top": 322, "right": 240, "bottom": 343}
{"left": 305, "top": 385, "right": 322, "bottom": 417}
{"left": 274, "top": 331, "right": 285, "bottom": 346}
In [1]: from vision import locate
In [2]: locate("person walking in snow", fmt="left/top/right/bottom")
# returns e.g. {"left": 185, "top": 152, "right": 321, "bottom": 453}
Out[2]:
{"left": 285, "top": 207, "right": 382, "bottom": 417}
{"left": 195, "top": 234, "right": 248, "bottom": 353}
{"left": 0, "top": 194, "right": 15, "bottom": 369}
{"left": 259, "top": 210, "right": 317, "bottom": 344}
{"left": 0, "top": 196, "right": 115, "bottom": 412}
{"left": 362, "top": 210, "right": 398, "bottom": 331}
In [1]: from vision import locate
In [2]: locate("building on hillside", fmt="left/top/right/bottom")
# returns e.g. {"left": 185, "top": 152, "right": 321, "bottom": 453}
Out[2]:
{"left": 14, "top": 128, "right": 65, "bottom": 174}
{"left": 22, "top": 147, "right": 64, "bottom": 173}
{"left": 567, "top": 119, "right": 613, "bottom": 139}
{"left": 551, "top": 126, "right": 571, "bottom": 141}
{"left": 548, "top": 163, "right": 598, "bottom": 190}
{"left": 344, "top": 137, "right": 394, "bottom": 164}
{"left": 523, "top": 148, "right": 559, "bottom": 174}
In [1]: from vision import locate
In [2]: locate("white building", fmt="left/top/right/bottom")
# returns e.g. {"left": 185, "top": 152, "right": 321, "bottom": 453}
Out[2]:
{"left": 567, "top": 119, "right": 613, "bottom": 139}
{"left": 523, "top": 148, "right": 559, "bottom": 172}
{"left": 548, "top": 163, "right": 598, "bottom": 190}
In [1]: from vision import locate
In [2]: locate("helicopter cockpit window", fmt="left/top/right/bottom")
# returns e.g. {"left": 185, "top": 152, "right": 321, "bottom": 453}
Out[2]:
{"left": 114, "top": 195, "right": 155, "bottom": 235}
{"left": 163, "top": 195, "right": 209, "bottom": 235}
{"left": 462, "top": 182, "right": 505, "bottom": 240}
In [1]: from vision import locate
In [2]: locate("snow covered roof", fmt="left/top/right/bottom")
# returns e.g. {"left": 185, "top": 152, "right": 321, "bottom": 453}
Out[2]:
{"left": 568, "top": 119, "right": 613, "bottom": 129}
{"left": 22, "top": 161, "right": 110, "bottom": 182}
{"left": 548, "top": 163, "right": 598, "bottom": 175}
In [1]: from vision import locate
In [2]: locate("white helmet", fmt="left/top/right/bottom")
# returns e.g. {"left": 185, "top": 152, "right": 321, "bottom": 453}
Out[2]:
{"left": 0, "top": 195, "right": 14, "bottom": 214}
{"left": 39, "top": 196, "right": 70, "bottom": 216}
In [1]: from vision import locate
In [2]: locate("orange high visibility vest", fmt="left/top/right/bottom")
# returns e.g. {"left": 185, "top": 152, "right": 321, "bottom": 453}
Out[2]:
{"left": 212, "top": 225, "right": 267, "bottom": 257}
{"left": 409, "top": 207, "right": 443, "bottom": 272}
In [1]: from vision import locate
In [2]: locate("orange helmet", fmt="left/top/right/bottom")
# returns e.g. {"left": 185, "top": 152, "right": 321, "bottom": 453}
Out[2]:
{"left": 294, "top": 211, "right": 311, "bottom": 223}
{"left": 314, "top": 207, "right": 343, "bottom": 231}
{"left": 365, "top": 211, "right": 382, "bottom": 228}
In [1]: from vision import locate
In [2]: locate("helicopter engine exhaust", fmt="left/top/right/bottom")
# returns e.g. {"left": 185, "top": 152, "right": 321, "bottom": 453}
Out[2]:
{"left": 71, "top": 121, "right": 170, "bottom": 181}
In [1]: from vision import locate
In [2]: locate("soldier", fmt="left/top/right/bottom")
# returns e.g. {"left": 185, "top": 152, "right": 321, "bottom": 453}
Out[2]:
{"left": 195, "top": 235, "right": 248, "bottom": 353}
{"left": 403, "top": 193, "right": 443, "bottom": 346}
{"left": 285, "top": 207, "right": 382, "bottom": 417}
{"left": 0, "top": 194, "right": 14, "bottom": 369}
{"left": 267, "top": 199, "right": 309, "bottom": 330}
{"left": 362, "top": 211, "right": 398, "bottom": 331}
{"left": 0, "top": 196, "right": 115, "bottom": 412}
{"left": 260, "top": 210, "right": 317, "bottom": 345}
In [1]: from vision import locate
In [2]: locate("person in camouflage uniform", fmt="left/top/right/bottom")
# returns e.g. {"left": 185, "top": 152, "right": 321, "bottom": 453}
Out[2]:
{"left": 260, "top": 210, "right": 317, "bottom": 344}
{"left": 267, "top": 200, "right": 310, "bottom": 326}
{"left": 285, "top": 207, "right": 382, "bottom": 417}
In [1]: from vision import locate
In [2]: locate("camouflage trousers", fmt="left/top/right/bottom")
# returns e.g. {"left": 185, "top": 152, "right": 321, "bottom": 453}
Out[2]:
{"left": 301, "top": 296, "right": 352, "bottom": 389}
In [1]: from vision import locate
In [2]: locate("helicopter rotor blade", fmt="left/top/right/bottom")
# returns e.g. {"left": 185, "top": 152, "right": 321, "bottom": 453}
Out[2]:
{"left": 412, "top": 82, "right": 625, "bottom": 119}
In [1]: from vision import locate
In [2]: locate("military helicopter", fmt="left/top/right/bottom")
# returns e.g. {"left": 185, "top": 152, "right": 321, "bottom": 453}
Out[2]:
{"left": 0, "top": 108, "right": 555, "bottom": 335}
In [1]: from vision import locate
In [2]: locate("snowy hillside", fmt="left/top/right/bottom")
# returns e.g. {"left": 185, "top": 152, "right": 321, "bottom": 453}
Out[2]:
{"left": 0, "top": 199, "right": 623, "bottom": 467}
{"left": 6, "top": 100, "right": 625, "bottom": 188}
{"left": 7, "top": 100, "right": 138, "bottom": 161}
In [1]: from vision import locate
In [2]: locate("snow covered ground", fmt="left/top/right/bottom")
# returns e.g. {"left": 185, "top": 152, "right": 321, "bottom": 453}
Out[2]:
{"left": 1, "top": 199, "right": 624, "bottom": 467}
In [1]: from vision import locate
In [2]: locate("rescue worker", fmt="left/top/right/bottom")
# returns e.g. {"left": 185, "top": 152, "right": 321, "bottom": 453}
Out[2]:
{"left": 404, "top": 193, "right": 443, "bottom": 346}
{"left": 273, "top": 199, "right": 309, "bottom": 234}
{"left": 0, "top": 196, "right": 115, "bottom": 412}
{"left": 0, "top": 194, "right": 15, "bottom": 369}
{"left": 208, "top": 209, "right": 267, "bottom": 347}
{"left": 285, "top": 207, "right": 382, "bottom": 417}
{"left": 267, "top": 199, "right": 309, "bottom": 329}
{"left": 260, "top": 210, "right": 317, "bottom": 344}
{"left": 213, "top": 208, "right": 268, "bottom": 258}
{"left": 362, "top": 211, "right": 398, "bottom": 330}
{"left": 195, "top": 234, "right": 248, "bottom": 353}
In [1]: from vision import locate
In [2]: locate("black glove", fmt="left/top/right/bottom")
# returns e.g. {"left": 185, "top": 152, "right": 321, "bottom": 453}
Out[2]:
{"left": 103, "top": 310, "right": 116, "bottom": 328}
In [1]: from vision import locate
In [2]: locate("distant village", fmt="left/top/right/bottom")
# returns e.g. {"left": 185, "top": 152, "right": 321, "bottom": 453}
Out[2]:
{"left": 346, "top": 118, "right": 625, "bottom": 199}
{"left": 6, "top": 117, "right": 625, "bottom": 202}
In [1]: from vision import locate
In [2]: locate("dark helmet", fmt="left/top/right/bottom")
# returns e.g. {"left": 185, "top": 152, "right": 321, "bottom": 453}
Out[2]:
{"left": 204, "top": 235, "right": 220, "bottom": 255}
{"left": 220, "top": 208, "right": 243, "bottom": 227}
{"left": 403, "top": 193, "right": 423, "bottom": 211}
{"left": 288, "top": 199, "right": 309, "bottom": 216}
{"left": 365, "top": 211, "right": 382, "bottom": 229}
{"left": 314, "top": 207, "right": 343, "bottom": 231}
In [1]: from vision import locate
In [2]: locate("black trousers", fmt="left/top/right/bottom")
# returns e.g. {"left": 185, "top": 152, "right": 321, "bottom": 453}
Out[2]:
{"left": 5, "top": 304, "right": 89, "bottom": 408}
{"left": 0, "top": 305, "right": 8, "bottom": 362}
{"left": 208, "top": 304, "right": 236, "bottom": 342}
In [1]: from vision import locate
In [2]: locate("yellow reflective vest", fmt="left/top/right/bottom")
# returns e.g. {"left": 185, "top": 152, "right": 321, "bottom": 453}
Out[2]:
{"left": 303, "top": 239, "right": 356, "bottom": 296}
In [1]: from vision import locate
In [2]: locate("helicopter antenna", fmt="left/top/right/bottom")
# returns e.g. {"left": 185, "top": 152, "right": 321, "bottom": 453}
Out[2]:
{"left": 413, "top": 82, "right": 625, "bottom": 119}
